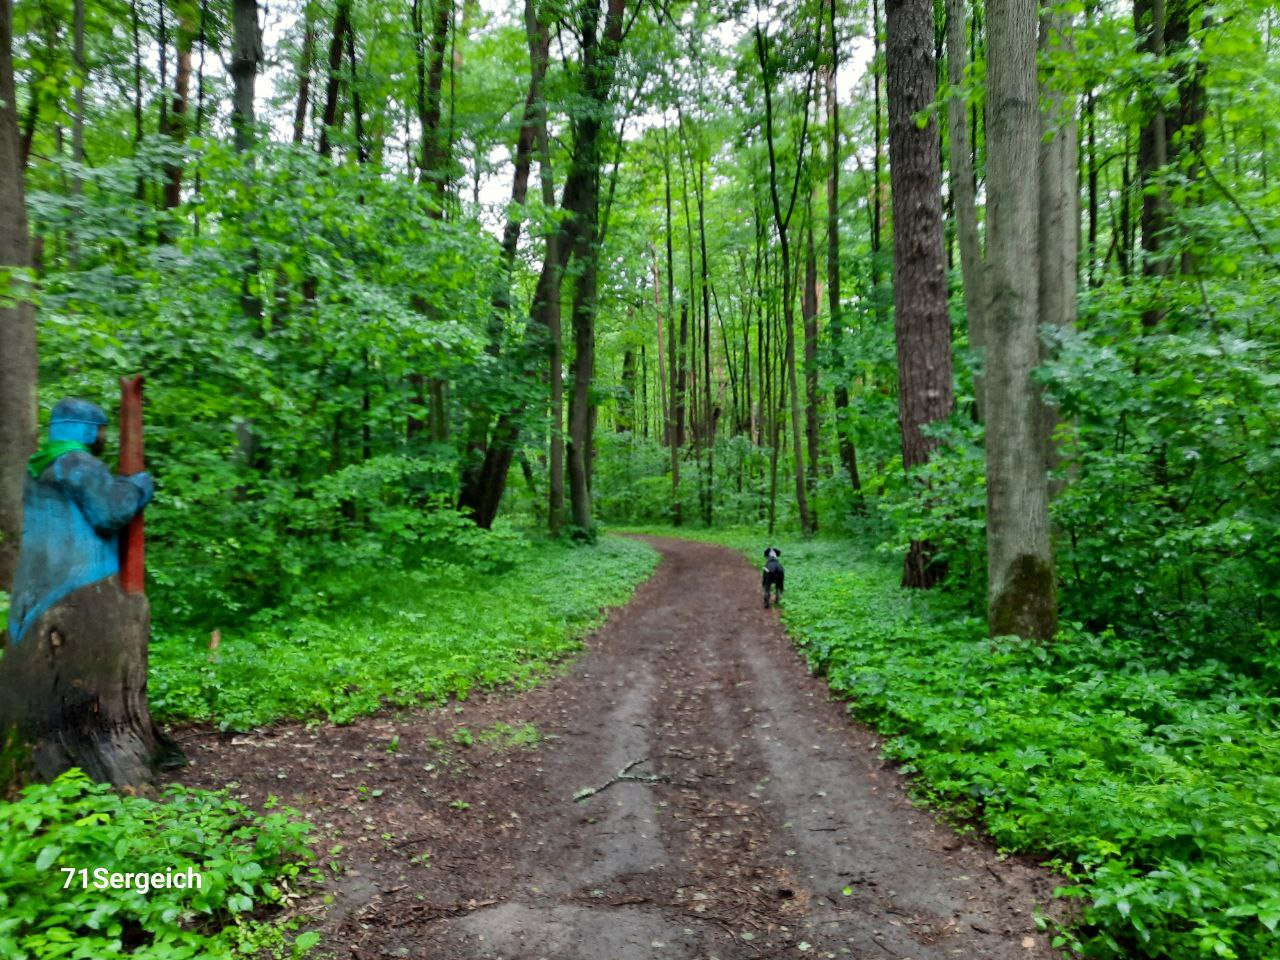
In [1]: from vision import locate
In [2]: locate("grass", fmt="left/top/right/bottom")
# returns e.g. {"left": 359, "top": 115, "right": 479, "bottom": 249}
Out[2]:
{"left": 149, "top": 535, "right": 658, "bottom": 730}
{"left": 618, "top": 525, "right": 1280, "bottom": 960}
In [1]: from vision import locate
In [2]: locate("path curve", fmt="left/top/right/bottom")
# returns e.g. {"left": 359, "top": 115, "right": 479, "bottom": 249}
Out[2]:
{"left": 179, "top": 536, "right": 1060, "bottom": 960}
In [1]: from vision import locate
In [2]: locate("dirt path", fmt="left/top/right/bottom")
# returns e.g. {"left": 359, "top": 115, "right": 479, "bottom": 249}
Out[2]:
{"left": 176, "top": 536, "right": 1060, "bottom": 960}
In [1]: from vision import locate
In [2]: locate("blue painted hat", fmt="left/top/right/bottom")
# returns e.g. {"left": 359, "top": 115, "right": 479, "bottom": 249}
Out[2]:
{"left": 49, "top": 398, "right": 108, "bottom": 445}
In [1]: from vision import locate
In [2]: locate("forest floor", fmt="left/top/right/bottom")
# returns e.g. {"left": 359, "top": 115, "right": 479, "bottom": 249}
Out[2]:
{"left": 172, "top": 536, "right": 1063, "bottom": 960}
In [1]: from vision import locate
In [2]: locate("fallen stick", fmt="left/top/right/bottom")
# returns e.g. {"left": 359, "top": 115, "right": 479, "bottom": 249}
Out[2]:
{"left": 573, "top": 757, "right": 669, "bottom": 802}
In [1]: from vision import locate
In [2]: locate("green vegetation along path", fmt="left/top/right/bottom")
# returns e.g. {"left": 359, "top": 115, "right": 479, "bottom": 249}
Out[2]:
{"left": 178, "top": 537, "right": 1059, "bottom": 959}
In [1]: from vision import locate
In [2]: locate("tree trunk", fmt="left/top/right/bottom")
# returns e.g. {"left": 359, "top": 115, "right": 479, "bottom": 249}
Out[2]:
{"left": 1038, "top": 10, "right": 1079, "bottom": 484}
{"left": 651, "top": 250, "right": 670, "bottom": 443}
{"left": 71, "top": 0, "right": 85, "bottom": 196}
{"left": 983, "top": 0, "right": 1057, "bottom": 640}
{"left": 163, "top": 1, "right": 197, "bottom": 208}
{"left": 870, "top": 0, "right": 884, "bottom": 301}
{"left": 0, "top": 0, "right": 37, "bottom": 594}
{"left": 803, "top": 214, "right": 820, "bottom": 515}
{"left": 825, "top": 0, "right": 862, "bottom": 505}
{"left": 293, "top": 6, "right": 315, "bottom": 144}
{"left": 567, "top": 234, "right": 597, "bottom": 534}
{"left": 946, "top": 0, "right": 988, "bottom": 419}
{"left": 0, "top": 580, "right": 181, "bottom": 787}
{"left": 663, "top": 127, "right": 681, "bottom": 524}
{"left": 1134, "top": 0, "right": 1170, "bottom": 325}
{"left": 230, "top": 0, "right": 262, "bottom": 151}
{"left": 318, "top": 0, "right": 350, "bottom": 159}
{"left": 618, "top": 349, "right": 635, "bottom": 432}
{"left": 696, "top": 153, "right": 714, "bottom": 525}
{"left": 419, "top": 0, "right": 453, "bottom": 205}
{"left": 886, "top": 0, "right": 953, "bottom": 586}
{"left": 755, "top": 22, "right": 815, "bottom": 537}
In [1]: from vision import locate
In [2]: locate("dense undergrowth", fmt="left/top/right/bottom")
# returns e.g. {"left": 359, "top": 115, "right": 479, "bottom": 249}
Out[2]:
{"left": 0, "top": 770, "right": 318, "bottom": 960}
{"left": 621, "top": 526, "right": 1280, "bottom": 960}
{"left": 150, "top": 534, "right": 657, "bottom": 729}
{"left": 1, "top": 534, "right": 655, "bottom": 958}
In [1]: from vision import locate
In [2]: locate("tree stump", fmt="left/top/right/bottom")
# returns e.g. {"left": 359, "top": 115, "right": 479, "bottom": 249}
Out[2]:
{"left": 0, "top": 577, "right": 182, "bottom": 790}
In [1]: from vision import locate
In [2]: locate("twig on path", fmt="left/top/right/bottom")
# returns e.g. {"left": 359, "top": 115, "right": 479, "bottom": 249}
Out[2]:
{"left": 573, "top": 757, "right": 669, "bottom": 802}
{"left": 391, "top": 834, "right": 433, "bottom": 849}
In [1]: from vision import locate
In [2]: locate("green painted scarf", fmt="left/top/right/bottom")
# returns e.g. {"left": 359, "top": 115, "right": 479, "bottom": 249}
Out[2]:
{"left": 28, "top": 440, "right": 90, "bottom": 479}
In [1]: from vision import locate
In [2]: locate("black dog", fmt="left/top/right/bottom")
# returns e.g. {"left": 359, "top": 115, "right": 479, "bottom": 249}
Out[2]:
{"left": 762, "top": 547, "right": 784, "bottom": 609}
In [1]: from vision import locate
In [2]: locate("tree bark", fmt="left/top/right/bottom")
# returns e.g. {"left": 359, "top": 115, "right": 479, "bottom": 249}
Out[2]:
{"left": 163, "top": 1, "right": 197, "bottom": 208}
{"left": 983, "top": 0, "right": 1057, "bottom": 639}
{"left": 946, "top": 0, "right": 987, "bottom": 419}
{"left": 1038, "top": 10, "right": 1079, "bottom": 484}
{"left": 230, "top": 0, "right": 262, "bottom": 152}
{"left": 0, "top": 581, "right": 180, "bottom": 787}
{"left": 419, "top": 0, "right": 453, "bottom": 206}
{"left": 803, "top": 214, "right": 820, "bottom": 516}
{"left": 293, "top": 6, "right": 316, "bottom": 144}
{"left": 0, "top": 0, "right": 37, "bottom": 593}
{"left": 825, "top": 0, "right": 862, "bottom": 505}
{"left": 318, "top": 0, "right": 350, "bottom": 159}
{"left": 696, "top": 153, "right": 714, "bottom": 525}
{"left": 885, "top": 0, "right": 953, "bottom": 586}
{"left": 1134, "top": 0, "right": 1170, "bottom": 325}
{"left": 755, "top": 22, "right": 815, "bottom": 537}
{"left": 663, "top": 129, "right": 681, "bottom": 523}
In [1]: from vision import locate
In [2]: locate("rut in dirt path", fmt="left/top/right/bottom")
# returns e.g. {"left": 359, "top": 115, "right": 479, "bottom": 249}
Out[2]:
{"left": 178, "top": 536, "right": 1061, "bottom": 960}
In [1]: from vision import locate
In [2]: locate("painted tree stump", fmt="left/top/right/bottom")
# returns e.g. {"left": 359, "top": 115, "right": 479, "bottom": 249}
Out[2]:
{"left": 0, "top": 577, "right": 181, "bottom": 790}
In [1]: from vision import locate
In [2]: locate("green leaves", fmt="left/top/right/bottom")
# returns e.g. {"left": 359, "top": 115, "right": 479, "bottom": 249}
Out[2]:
{"left": 148, "top": 535, "right": 657, "bottom": 731}
{"left": 0, "top": 770, "right": 318, "bottom": 959}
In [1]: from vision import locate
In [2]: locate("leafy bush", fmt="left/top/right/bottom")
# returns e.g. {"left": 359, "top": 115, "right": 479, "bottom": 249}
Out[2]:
{"left": 0, "top": 769, "right": 318, "bottom": 959}
{"left": 149, "top": 535, "right": 657, "bottom": 729}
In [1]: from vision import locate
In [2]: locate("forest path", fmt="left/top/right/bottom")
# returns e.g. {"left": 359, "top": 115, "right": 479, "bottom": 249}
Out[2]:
{"left": 178, "top": 536, "right": 1059, "bottom": 960}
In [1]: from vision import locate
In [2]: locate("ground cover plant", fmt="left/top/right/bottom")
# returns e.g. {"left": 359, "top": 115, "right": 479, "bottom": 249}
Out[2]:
{"left": 0, "top": 769, "right": 318, "bottom": 960}
{"left": 621, "top": 526, "right": 1280, "bottom": 960}
{"left": 150, "top": 535, "right": 658, "bottom": 730}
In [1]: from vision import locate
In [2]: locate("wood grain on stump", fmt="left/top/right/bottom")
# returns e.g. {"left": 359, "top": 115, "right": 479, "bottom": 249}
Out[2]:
{"left": 0, "top": 577, "right": 181, "bottom": 789}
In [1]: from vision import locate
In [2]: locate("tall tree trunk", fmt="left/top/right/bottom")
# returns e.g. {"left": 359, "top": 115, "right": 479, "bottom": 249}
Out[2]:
{"left": 946, "top": 0, "right": 988, "bottom": 418}
{"left": 1134, "top": 0, "right": 1169, "bottom": 325}
{"left": 651, "top": 250, "right": 670, "bottom": 443}
{"left": 163, "top": 1, "right": 197, "bottom": 208}
{"left": 318, "top": 0, "right": 350, "bottom": 159}
{"left": 344, "top": 15, "right": 368, "bottom": 163}
{"left": 696, "top": 153, "right": 714, "bottom": 525}
{"left": 230, "top": 0, "right": 262, "bottom": 152}
{"left": 803, "top": 214, "right": 820, "bottom": 517}
{"left": 71, "top": 0, "right": 85, "bottom": 195}
{"left": 1038, "top": 10, "right": 1079, "bottom": 484}
{"left": 0, "top": 0, "right": 37, "bottom": 594}
{"left": 618, "top": 349, "right": 635, "bottom": 432}
{"left": 886, "top": 0, "right": 953, "bottom": 586}
{"left": 825, "top": 0, "right": 863, "bottom": 505}
{"left": 983, "top": 0, "right": 1057, "bottom": 640}
{"left": 419, "top": 0, "right": 453, "bottom": 205}
{"left": 663, "top": 130, "right": 681, "bottom": 523}
{"left": 870, "top": 0, "right": 884, "bottom": 302}
{"left": 755, "top": 22, "right": 815, "bottom": 537}
{"left": 567, "top": 236, "right": 598, "bottom": 533}
{"left": 293, "top": 6, "right": 316, "bottom": 144}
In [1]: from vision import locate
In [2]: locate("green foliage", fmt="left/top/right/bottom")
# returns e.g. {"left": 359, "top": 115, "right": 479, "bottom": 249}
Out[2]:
{"left": 149, "top": 535, "right": 657, "bottom": 730}
{"left": 0, "top": 770, "right": 318, "bottom": 960}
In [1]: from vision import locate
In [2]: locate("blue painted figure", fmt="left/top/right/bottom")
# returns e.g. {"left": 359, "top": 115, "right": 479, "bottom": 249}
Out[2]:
{"left": 6, "top": 399, "right": 154, "bottom": 645}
